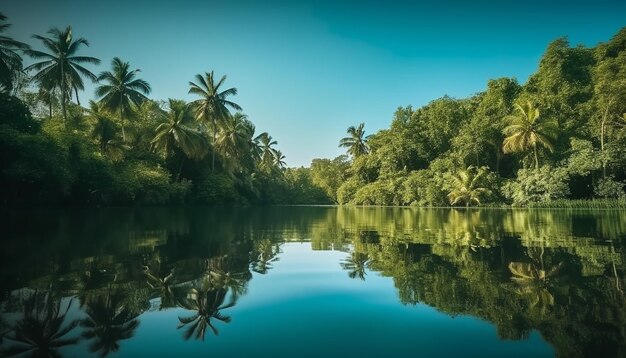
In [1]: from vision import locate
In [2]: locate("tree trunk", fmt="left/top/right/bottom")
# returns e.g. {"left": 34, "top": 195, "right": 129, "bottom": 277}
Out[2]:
{"left": 60, "top": 61, "right": 66, "bottom": 125}
{"left": 212, "top": 117, "right": 216, "bottom": 173}
{"left": 601, "top": 101, "right": 611, "bottom": 178}
{"left": 177, "top": 158, "right": 185, "bottom": 181}
{"left": 534, "top": 145, "right": 539, "bottom": 170}
{"left": 120, "top": 106, "right": 126, "bottom": 142}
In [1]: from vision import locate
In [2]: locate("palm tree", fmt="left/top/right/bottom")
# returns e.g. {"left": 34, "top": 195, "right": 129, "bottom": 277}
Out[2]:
{"left": 2, "top": 291, "right": 80, "bottom": 357}
{"left": 89, "top": 101, "right": 127, "bottom": 160}
{"left": 274, "top": 150, "right": 287, "bottom": 169}
{"left": 447, "top": 166, "right": 492, "bottom": 207}
{"left": 80, "top": 294, "right": 140, "bottom": 357}
{"left": 0, "top": 13, "right": 30, "bottom": 92}
{"left": 502, "top": 101, "right": 555, "bottom": 169}
{"left": 188, "top": 71, "right": 242, "bottom": 172}
{"left": 339, "top": 122, "right": 370, "bottom": 158}
{"left": 216, "top": 112, "right": 254, "bottom": 172}
{"left": 251, "top": 240, "right": 281, "bottom": 275}
{"left": 255, "top": 132, "right": 278, "bottom": 168}
{"left": 509, "top": 261, "right": 562, "bottom": 314}
{"left": 25, "top": 26, "right": 100, "bottom": 123}
{"left": 152, "top": 99, "right": 208, "bottom": 178}
{"left": 96, "top": 57, "right": 151, "bottom": 141}
{"left": 177, "top": 283, "right": 235, "bottom": 340}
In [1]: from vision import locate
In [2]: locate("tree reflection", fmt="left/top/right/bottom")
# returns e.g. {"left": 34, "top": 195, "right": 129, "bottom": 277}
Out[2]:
{"left": 80, "top": 293, "right": 140, "bottom": 357}
{"left": 177, "top": 277, "right": 235, "bottom": 341}
{"left": 251, "top": 239, "right": 281, "bottom": 274}
{"left": 341, "top": 252, "right": 369, "bottom": 280}
{"left": 1, "top": 291, "right": 80, "bottom": 357}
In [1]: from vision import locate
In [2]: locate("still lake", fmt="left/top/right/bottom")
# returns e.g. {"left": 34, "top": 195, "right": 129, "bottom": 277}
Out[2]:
{"left": 1, "top": 207, "right": 625, "bottom": 357}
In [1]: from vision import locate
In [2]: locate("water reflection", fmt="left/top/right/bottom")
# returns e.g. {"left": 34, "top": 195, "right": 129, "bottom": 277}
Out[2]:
{"left": 0, "top": 207, "right": 625, "bottom": 357}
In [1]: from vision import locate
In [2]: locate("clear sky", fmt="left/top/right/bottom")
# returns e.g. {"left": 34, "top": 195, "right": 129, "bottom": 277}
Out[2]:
{"left": 3, "top": 0, "right": 626, "bottom": 166}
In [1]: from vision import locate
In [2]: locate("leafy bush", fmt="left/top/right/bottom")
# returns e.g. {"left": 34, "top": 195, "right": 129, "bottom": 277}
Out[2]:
{"left": 401, "top": 170, "right": 447, "bottom": 206}
{"left": 502, "top": 166, "right": 570, "bottom": 205}
{"left": 194, "top": 173, "right": 242, "bottom": 205}
{"left": 0, "top": 93, "right": 40, "bottom": 134}
{"left": 337, "top": 177, "right": 365, "bottom": 205}
{"left": 594, "top": 176, "right": 625, "bottom": 199}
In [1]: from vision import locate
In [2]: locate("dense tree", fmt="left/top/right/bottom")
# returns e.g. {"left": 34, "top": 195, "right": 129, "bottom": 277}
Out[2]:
{"left": 25, "top": 26, "right": 100, "bottom": 122}
{"left": 446, "top": 166, "right": 493, "bottom": 207}
{"left": 96, "top": 57, "right": 151, "bottom": 141}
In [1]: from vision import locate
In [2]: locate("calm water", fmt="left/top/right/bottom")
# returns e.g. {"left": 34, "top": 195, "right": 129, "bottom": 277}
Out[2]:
{"left": 1, "top": 207, "right": 626, "bottom": 358}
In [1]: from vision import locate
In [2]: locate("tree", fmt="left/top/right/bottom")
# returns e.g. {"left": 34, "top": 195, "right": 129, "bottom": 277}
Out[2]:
{"left": 25, "top": 26, "right": 100, "bottom": 123}
{"left": 177, "top": 282, "right": 235, "bottom": 340}
{"left": 446, "top": 166, "right": 493, "bottom": 207}
{"left": 274, "top": 150, "right": 287, "bottom": 169}
{"left": 339, "top": 122, "right": 370, "bottom": 158}
{"left": 151, "top": 99, "right": 208, "bottom": 175}
{"left": 96, "top": 57, "right": 151, "bottom": 141}
{"left": 216, "top": 112, "right": 254, "bottom": 172}
{"left": 189, "top": 71, "right": 241, "bottom": 172}
{"left": 0, "top": 13, "right": 30, "bottom": 93}
{"left": 502, "top": 101, "right": 555, "bottom": 169}
{"left": 255, "top": 132, "right": 278, "bottom": 168}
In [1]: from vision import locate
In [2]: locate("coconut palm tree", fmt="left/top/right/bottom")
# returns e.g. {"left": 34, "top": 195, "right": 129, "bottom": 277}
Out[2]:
{"left": 274, "top": 150, "right": 287, "bottom": 169}
{"left": 255, "top": 132, "right": 278, "bottom": 168}
{"left": 25, "top": 26, "right": 100, "bottom": 123}
{"left": 80, "top": 294, "right": 140, "bottom": 357}
{"left": 502, "top": 101, "right": 555, "bottom": 169}
{"left": 447, "top": 166, "right": 492, "bottom": 207}
{"left": 188, "top": 71, "right": 242, "bottom": 173}
{"left": 2, "top": 291, "right": 81, "bottom": 357}
{"left": 339, "top": 122, "right": 370, "bottom": 158}
{"left": 0, "top": 13, "right": 30, "bottom": 93}
{"left": 96, "top": 57, "right": 151, "bottom": 141}
{"left": 151, "top": 99, "right": 208, "bottom": 162}
{"left": 216, "top": 112, "right": 254, "bottom": 172}
{"left": 89, "top": 101, "right": 127, "bottom": 160}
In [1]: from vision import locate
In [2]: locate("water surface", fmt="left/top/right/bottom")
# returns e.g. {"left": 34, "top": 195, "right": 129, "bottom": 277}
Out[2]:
{"left": 1, "top": 207, "right": 625, "bottom": 357}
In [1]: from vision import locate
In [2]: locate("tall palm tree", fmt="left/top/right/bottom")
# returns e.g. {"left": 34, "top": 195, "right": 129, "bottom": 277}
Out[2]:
{"left": 0, "top": 12, "right": 30, "bottom": 93}
{"left": 2, "top": 291, "right": 80, "bottom": 357}
{"left": 339, "top": 122, "right": 370, "bottom": 158}
{"left": 96, "top": 57, "right": 151, "bottom": 141}
{"left": 25, "top": 26, "right": 100, "bottom": 123}
{"left": 89, "top": 101, "right": 127, "bottom": 161}
{"left": 188, "top": 71, "right": 242, "bottom": 172}
{"left": 447, "top": 166, "right": 492, "bottom": 207}
{"left": 80, "top": 294, "right": 140, "bottom": 357}
{"left": 274, "top": 150, "right": 287, "bottom": 169}
{"left": 502, "top": 101, "right": 555, "bottom": 169}
{"left": 255, "top": 132, "right": 278, "bottom": 168}
{"left": 216, "top": 112, "right": 254, "bottom": 172}
{"left": 151, "top": 99, "right": 208, "bottom": 177}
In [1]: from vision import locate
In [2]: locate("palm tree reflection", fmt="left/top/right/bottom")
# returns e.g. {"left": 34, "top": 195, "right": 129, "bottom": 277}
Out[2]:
{"left": 2, "top": 291, "right": 80, "bottom": 357}
{"left": 80, "top": 293, "right": 140, "bottom": 357}
{"left": 341, "top": 252, "right": 369, "bottom": 281}
{"left": 509, "top": 260, "right": 562, "bottom": 314}
{"left": 177, "top": 278, "right": 235, "bottom": 341}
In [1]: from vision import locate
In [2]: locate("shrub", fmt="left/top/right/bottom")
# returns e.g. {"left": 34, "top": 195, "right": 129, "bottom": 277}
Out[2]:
{"left": 594, "top": 176, "right": 625, "bottom": 199}
{"left": 502, "top": 166, "right": 570, "bottom": 205}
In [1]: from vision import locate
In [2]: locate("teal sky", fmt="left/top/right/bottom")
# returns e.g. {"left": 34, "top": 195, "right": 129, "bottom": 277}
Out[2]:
{"left": 3, "top": 0, "right": 626, "bottom": 166}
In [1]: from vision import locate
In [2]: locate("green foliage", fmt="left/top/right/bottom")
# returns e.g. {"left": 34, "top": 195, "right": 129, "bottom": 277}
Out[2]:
{"left": 502, "top": 166, "right": 570, "bottom": 205}
{"left": 0, "top": 93, "right": 40, "bottom": 133}
{"left": 400, "top": 170, "right": 447, "bottom": 207}
{"left": 194, "top": 173, "right": 242, "bottom": 205}
{"left": 336, "top": 176, "right": 365, "bottom": 205}
{"left": 283, "top": 167, "right": 331, "bottom": 204}
{"left": 445, "top": 166, "right": 497, "bottom": 207}
{"left": 594, "top": 176, "right": 625, "bottom": 199}
{"left": 310, "top": 156, "right": 350, "bottom": 203}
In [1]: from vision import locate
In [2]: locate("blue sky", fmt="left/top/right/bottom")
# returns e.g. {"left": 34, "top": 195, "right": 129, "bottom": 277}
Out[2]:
{"left": 4, "top": 0, "right": 626, "bottom": 166}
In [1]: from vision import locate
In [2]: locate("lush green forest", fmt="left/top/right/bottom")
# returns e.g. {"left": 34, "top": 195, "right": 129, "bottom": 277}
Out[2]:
{"left": 1, "top": 13, "right": 625, "bottom": 206}
{"left": 309, "top": 27, "right": 626, "bottom": 207}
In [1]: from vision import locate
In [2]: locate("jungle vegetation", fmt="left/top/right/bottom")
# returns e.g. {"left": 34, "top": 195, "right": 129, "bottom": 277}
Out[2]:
{"left": 0, "top": 12, "right": 625, "bottom": 206}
